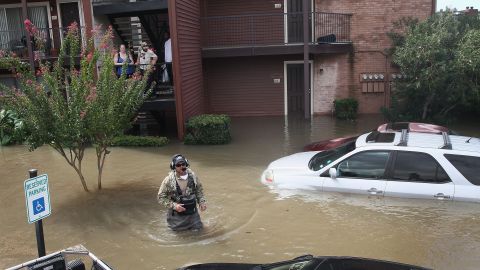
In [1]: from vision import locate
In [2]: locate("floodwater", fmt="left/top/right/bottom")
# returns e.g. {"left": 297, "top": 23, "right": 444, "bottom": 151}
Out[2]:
{"left": 1, "top": 115, "right": 480, "bottom": 270}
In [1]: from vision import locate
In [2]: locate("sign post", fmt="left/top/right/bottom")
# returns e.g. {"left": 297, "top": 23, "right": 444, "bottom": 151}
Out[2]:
{"left": 24, "top": 169, "right": 50, "bottom": 257}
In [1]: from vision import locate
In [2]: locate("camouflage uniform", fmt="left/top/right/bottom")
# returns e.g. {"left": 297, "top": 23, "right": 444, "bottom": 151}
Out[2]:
{"left": 157, "top": 168, "right": 206, "bottom": 231}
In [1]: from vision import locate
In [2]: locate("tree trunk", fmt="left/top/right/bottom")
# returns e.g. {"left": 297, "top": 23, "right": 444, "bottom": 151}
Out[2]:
{"left": 52, "top": 145, "right": 89, "bottom": 192}
{"left": 96, "top": 146, "right": 109, "bottom": 190}
{"left": 422, "top": 92, "right": 435, "bottom": 120}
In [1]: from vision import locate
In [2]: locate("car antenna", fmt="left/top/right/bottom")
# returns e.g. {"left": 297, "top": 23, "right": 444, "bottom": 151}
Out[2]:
{"left": 466, "top": 137, "right": 473, "bottom": 143}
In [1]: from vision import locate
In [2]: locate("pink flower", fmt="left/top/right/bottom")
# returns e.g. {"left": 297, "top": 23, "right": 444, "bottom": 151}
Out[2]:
{"left": 36, "top": 69, "right": 42, "bottom": 76}
{"left": 91, "top": 24, "right": 103, "bottom": 38}
{"left": 80, "top": 111, "right": 87, "bottom": 119}
{"left": 26, "top": 79, "right": 33, "bottom": 85}
{"left": 24, "top": 19, "right": 34, "bottom": 35}
{"left": 86, "top": 52, "right": 93, "bottom": 62}
{"left": 67, "top": 21, "right": 79, "bottom": 34}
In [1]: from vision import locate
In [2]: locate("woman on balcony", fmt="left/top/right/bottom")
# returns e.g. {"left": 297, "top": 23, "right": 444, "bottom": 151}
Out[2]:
{"left": 114, "top": 44, "right": 134, "bottom": 78}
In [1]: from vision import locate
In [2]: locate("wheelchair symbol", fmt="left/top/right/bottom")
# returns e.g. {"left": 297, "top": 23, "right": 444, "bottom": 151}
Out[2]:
{"left": 32, "top": 197, "right": 45, "bottom": 215}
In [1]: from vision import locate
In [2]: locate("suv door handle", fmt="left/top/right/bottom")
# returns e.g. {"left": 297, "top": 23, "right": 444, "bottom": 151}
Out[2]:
{"left": 434, "top": 193, "right": 451, "bottom": 199}
{"left": 367, "top": 188, "right": 383, "bottom": 195}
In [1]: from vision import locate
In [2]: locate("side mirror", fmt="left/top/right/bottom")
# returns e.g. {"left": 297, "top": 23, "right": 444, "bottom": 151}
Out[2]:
{"left": 329, "top": 168, "right": 337, "bottom": 179}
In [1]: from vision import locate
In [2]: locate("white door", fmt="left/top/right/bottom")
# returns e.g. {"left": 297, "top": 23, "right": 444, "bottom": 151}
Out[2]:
{"left": 322, "top": 150, "right": 391, "bottom": 197}
{"left": 384, "top": 151, "right": 455, "bottom": 201}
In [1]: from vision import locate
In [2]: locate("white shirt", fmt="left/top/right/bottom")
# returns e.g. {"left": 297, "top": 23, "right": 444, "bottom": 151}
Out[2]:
{"left": 138, "top": 49, "right": 157, "bottom": 70}
{"left": 164, "top": 38, "right": 172, "bottom": 63}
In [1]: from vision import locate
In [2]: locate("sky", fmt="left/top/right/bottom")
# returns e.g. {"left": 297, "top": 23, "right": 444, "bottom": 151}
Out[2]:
{"left": 436, "top": 0, "right": 478, "bottom": 11}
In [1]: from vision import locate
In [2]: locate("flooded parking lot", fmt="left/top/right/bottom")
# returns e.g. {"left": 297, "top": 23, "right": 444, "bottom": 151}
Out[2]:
{"left": 1, "top": 115, "right": 480, "bottom": 270}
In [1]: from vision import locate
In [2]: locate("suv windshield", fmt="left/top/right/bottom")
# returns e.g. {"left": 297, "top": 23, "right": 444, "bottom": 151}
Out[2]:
{"left": 308, "top": 141, "right": 356, "bottom": 171}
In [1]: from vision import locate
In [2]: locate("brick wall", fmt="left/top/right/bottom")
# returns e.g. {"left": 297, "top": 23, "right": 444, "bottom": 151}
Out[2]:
{"left": 313, "top": 0, "right": 433, "bottom": 114}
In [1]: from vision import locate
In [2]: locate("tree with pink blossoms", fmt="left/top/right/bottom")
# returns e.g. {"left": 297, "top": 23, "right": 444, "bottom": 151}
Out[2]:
{"left": 0, "top": 22, "right": 152, "bottom": 192}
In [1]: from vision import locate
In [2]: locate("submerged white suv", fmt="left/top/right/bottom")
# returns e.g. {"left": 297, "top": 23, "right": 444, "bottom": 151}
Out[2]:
{"left": 262, "top": 130, "right": 480, "bottom": 203}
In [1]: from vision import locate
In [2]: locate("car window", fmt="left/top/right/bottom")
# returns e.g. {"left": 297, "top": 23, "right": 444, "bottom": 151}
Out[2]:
{"left": 392, "top": 151, "right": 450, "bottom": 183}
{"left": 444, "top": 154, "right": 480, "bottom": 186}
{"left": 309, "top": 141, "right": 356, "bottom": 171}
{"left": 336, "top": 151, "right": 390, "bottom": 179}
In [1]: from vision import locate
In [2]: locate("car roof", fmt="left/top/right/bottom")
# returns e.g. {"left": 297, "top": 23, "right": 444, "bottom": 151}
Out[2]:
{"left": 356, "top": 131, "right": 480, "bottom": 153}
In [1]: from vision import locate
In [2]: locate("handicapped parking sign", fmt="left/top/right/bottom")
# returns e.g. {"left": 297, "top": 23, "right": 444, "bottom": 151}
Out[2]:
{"left": 33, "top": 197, "right": 45, "bottom": 215}
{"left": 24, "top": 174, "right": 51, "bottom": 224}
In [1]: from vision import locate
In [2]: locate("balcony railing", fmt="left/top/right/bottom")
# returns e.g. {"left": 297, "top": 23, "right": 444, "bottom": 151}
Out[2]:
{"left": 201, "top": 12, "right": 352, "bottom": 49}
{"left": 0, "top": 27, "right": 88, "bottom": 60}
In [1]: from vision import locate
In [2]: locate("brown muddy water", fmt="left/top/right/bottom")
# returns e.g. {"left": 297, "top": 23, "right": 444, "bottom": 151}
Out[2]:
{"left": 1, "top": 115, "right": 480, "bottom": 270}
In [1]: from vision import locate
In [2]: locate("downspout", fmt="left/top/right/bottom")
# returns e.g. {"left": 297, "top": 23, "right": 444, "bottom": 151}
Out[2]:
{"left": 303, "top": 0, "right": 310, "bottom": 119}
{"left": 168, "top": 0, "right": 185, "bottom": 139}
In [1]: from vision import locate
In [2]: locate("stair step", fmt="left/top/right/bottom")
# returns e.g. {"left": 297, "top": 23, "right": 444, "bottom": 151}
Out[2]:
{"left": 115, "top": 26, "right": 144, "bottom": 31}
{"left": 113, "top": 17, "right": 139, "bottom": 23}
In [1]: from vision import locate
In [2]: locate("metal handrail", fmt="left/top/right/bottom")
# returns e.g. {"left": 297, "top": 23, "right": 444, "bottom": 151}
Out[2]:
{"left": 201, "top": 11, "right": 352, "bottom": 48}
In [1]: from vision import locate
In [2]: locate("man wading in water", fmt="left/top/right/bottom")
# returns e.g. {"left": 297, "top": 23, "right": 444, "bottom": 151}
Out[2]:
{"left": 158, "top": 154, "right": 207, "bottom": 231}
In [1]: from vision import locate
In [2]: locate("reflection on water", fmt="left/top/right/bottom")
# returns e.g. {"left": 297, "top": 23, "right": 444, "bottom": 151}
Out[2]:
{"left": 1, "top": 115, "right": 480, "bottom": 270}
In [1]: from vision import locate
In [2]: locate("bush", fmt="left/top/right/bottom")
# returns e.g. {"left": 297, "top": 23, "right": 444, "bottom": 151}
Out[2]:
{"left": 110, "top": 135, "right": 169, "bottom": 147}
{"left": 334, "top": 98, "right": 358, "bottom": 120}
{"left": 0, "top": 109, "right": 25, "bottom": 145}
{"left": 184, "top": 114, "right": 231, "bottom": 145}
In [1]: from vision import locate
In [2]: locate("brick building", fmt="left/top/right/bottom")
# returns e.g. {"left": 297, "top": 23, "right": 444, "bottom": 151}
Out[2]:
{"left": 1, "top": 0, "right": 436, "bottom": 138}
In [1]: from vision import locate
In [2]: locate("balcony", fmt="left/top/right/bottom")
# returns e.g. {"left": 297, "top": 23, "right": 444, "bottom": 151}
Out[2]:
{"left": 0, "top": 27, "right": 88, "bottom": 63}
{"left": 201, "top": 12, "right": 353, "bottom": 58}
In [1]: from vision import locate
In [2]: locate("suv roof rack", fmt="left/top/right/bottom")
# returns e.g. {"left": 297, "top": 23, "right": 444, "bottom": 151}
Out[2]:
{"left": 396, "top": 129, "right": 409, "bottom": 146}
{"left": 441, "top": 131, "right": 452, "bottom": 149}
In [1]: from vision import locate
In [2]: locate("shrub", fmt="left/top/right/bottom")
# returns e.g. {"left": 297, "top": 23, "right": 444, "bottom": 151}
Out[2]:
{"left": 0, "top": 109, "right": 25, "bottom": 145}
{"left": 334, "top": 98, "right": 358, "bottom": 120}
{"left": 184, "top": 114, "right": 231, "bottom": 145}
{"left": 110, "top": 135, "right": 168, "bottom": 147}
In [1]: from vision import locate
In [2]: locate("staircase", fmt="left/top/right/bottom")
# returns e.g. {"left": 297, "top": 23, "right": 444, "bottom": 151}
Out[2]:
{"left": 110, "top": 16, "right": 152, "bottom": 57}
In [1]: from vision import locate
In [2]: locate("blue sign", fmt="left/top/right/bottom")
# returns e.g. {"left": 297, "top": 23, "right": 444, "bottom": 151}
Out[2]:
{"left": 33, "top": 197, "right": 45, "bottom": 215}
{"left": 24, "top": 174, "right": 51, "bottom": 224}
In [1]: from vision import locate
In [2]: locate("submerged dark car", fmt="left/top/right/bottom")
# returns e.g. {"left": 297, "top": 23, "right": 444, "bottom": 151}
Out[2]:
{"left": 304, "top": 122, "right": 453, "bottom": 151}
{"left": 178, "top": 255, "right": 431, "bottom": 270}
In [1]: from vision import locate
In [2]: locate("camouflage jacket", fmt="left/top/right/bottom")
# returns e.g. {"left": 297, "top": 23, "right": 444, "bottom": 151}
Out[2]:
{"left": 157, "top": 169, "right": 206, "bottom": 209}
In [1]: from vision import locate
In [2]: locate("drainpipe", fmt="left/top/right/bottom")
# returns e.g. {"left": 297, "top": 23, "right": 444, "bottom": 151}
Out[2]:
{"left": 21, "top": 0, "right": 35, "bottom": 71}
{"left": 303, "top": 0, "right": 310, "bottom": 119}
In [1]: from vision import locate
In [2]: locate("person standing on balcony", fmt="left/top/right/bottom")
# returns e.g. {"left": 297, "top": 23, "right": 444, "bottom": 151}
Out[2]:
{"left": 158, "top": 154, "right": 207, "bottom": 231}
{"left": 114, "top": 44, "right": 134, "bottom": 78}
{"left": 136, "top": 41, "right": 157, "bottom": 90}
{"left": 164, "top": 31, "right": 173, "bottom": 84}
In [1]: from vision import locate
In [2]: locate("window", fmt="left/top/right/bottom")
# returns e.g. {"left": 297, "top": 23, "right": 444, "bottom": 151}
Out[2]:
{"left": 444, "top": 154, "right": 480, "bottom": 186}
{"left": 336, "top": 151, "right": 390, "bottom": 179}
{"left": 309, "top": 141, "right": 355, "bottom": 171}
{"left": 0, "top": 5, "right": 50, "bottom": 52}
{"left": 392, "top": 151, "right": 450, "bottom": 183}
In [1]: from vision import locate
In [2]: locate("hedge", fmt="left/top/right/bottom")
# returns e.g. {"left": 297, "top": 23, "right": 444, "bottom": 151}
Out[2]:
{"left": 110, "top": 135, "right": 169, "bottom": 147}
{"left": 184, "top": 114, "right": 231, "bottom": 145}
{"left": 334, "top": 98, "right": 359, "bottom": 120}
